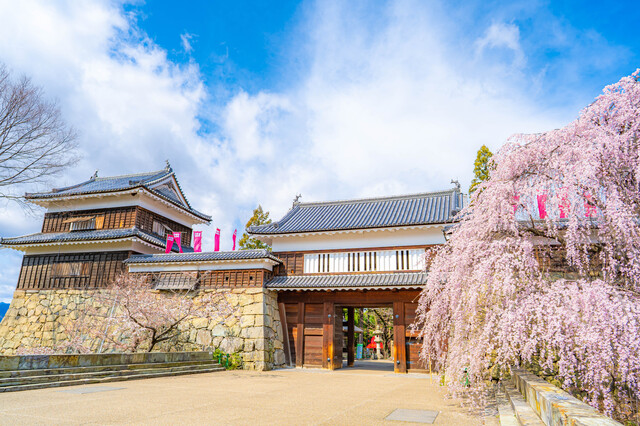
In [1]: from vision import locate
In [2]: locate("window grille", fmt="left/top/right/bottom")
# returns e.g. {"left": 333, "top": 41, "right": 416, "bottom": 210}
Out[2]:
{"left": 67, "top": 217, "right": 96, "bottom": 231}
{"left": 52, "top": 262, "right": 92, "bottom": 277}
{"left": 304, "top": 249, "right": 423, "bottom": 273}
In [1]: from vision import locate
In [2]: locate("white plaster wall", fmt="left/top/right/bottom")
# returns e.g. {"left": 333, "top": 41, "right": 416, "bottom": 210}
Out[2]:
{"left": 15, "top": 240, "right": 163, "bottom": 256}
{"left": 270, "top": 226, "right": 446, "bottom": 252}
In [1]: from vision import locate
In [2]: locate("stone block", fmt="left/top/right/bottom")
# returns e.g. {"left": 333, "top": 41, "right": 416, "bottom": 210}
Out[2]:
{"left": 220, "top": 337, "right": 243, "bottom": 354}
{"left": 18, "top": 355, "right": 49, "bottom": 370}
{"left": 242, "top": 303, "right": 263, "bottom": 316}
{"left": 243, "top": 340, "right": 254, "bottom": 352}
{"left": 254, "top": 339, "right": 266, "bottom": 351}
{"left": 241, "top": 327, "right": 264, "bottom": 340}
{"left": 192, "top": 318, "right": 209, "bottom": 329}
{"left": 240, "top": 315, "right": 254, "bottom": 328}
{"left": 211, "top": 324, "right": 227, "bottom": 337}
{"left": 252, "top": 361, "right": 268, "bottom": 371}
{"left": 196, "top": 329, "right": 212, "bottom": 346}
{"left": 273, "top": 349, "right": 285, "bottom": 366}
{"left": 0, "top": 356, "right": 19, "bottom": 370}
{"left": 239, "top": 295, "right": 254, "bottom": 307}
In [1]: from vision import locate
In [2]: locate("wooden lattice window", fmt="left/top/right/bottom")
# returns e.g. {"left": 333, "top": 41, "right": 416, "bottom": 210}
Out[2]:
{"left": 52, "top": 262, "right": 92, "bottom": 277}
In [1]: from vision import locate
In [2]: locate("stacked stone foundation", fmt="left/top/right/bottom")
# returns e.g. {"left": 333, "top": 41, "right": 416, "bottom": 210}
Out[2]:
{"left": 0, "top": 288, "right": 285, "bottom": 371}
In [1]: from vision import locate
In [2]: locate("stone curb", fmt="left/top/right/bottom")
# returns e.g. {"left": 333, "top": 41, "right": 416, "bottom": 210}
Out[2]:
{"left": 511, "top": 368, "right": 621, "bottom": 426}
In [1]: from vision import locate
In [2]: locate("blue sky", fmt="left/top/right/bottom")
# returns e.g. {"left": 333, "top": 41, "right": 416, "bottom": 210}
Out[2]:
{"left": 0, "top": 0, "right": 638, "bottom": 301}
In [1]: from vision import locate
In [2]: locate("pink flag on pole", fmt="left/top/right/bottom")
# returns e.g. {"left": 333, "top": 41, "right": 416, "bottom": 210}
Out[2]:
{"left": 165, "top": 234, "right": 174, "bottom": 253}
{"left": 214, "top": 228, "right": 221, "bottom": 252}
{"left": 232, "top": 229, "right": 237, "bottom": 251}
{"left": 173, "top": 232, "right": 183, "bottom": 253}
{"left": 193, "top": 231, "right": 202, "bottom": 253}
{"left": 537, "top": 193, "right": 548, "bottom": 219}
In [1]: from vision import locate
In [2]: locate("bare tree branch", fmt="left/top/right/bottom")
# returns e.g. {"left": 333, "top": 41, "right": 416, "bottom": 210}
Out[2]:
{"left": 0, "top": 63, "right": 78, "bottom": 205}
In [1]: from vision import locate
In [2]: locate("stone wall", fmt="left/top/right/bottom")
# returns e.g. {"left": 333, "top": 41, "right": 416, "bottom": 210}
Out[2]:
{"left": 0, "top": 288, "right": 285, "bottom": 371}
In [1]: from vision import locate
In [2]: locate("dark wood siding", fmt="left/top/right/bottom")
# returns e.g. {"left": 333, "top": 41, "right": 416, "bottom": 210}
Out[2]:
{"left": 198, "top": 269, "right": 271, "bottom": 288}
{"left": 17, "top": 251, "right": 131, "bottom": 290}
{"left": 272, "top": 252, "right": 304, "bottom": 276}
{"left": 42, "top": 207, "right": 136, "bottom": 233}
{"left": 135, "top": 207, "right": 192, "bottom": 246}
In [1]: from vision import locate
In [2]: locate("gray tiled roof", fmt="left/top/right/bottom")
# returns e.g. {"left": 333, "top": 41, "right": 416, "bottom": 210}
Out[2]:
{"left": 248, "top": 189, "right": 463, "bottom": 235}
{"left": 125, "top": 249, "right": 281, "bottom": 264}
{"left": 0, "top": 228, "right": 191, "bottom": 252}
{"left": 25, "top": 166, "right": 211, "bottom": 221}
{"left": 265, "top": 272, "right": 428, "bottom": 290}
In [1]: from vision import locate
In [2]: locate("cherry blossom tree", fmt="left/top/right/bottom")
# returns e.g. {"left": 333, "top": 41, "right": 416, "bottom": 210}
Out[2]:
{"left": 67, "top": 273, "right": 237, "bottom": 353}
{"left": 415, "top": 70, "right": 640, "bottom": 420}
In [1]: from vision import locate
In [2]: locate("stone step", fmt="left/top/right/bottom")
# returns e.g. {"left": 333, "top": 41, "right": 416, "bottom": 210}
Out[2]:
{"left": 0, "top": 366, "right": 225, "bottom": 393}
{"left": 0, "top": 362, "right": 222, "bottom": 387}
{"left": 0, "top": 360, "right": 215, "bottom": 379}
{"left": 496, "top": 386, "right": 520, "bottom": 426}
{"left": 503, "top": 382, "right": 545, "bottom": 426}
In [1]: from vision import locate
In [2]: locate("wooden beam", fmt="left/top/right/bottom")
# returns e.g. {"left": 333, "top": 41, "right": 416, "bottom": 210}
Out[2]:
{"left": 277, "top": 289, "right": 421, "bottom": 305}
{"left": 278, "top": 302, "right": 292, "bottom": 367}
{"left": 347, "top": 307, "right": 355, "bottom": 367}
{"left": 295, "top": 302, "right": 305, "bottom": 367}
{"left": 393, "top": 301, "right": 407, "bottom": 373}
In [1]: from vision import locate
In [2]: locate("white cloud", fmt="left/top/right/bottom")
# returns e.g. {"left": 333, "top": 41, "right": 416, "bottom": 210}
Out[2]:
{"left": 0, "top": 0, "right": 585, "bottom": 301}
{"left": 180, "top": 33, "right": 195, "bottom": 54}
{"left": 475, "top": 22, "right": 526, "bottom": 68}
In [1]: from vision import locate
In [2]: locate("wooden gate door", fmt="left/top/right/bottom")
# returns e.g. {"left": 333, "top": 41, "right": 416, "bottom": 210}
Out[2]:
{"left": 322, "top": 302, "right": 343, "bottom": 370}
{"left": 332, "top": 305, "right": 344, "bottom": 369}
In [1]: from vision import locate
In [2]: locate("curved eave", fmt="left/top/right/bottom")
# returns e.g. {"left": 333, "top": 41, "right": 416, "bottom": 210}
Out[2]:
{"left": 26, "top": 187, "right": 211, "bottom": 224}
{"left": 125, "top": 258, "right": 281, "bottom": 267}
{"left": 268, "top": 285, "right": 424, "bottom": 291}
{"left": 248, "top": 223, "right": 447, "bottom": 240}
{"left": 0, "top": 236, "right": 164, "bottom": 253}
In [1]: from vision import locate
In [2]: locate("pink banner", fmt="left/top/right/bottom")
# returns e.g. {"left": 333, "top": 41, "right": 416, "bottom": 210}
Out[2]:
{"left": 214, "top": 228, "right": 220, "bottom": 252}
{"left": 559, "top": 189, "right": 569, "bottom": 219}
{"left": 173, "top": 232, "right": 183, "bottom": 253}
{"left": 537, "top": 193, "right": 547, "bottom": 219}
{"left": 584, "top": 192, "right": 597, "bottom": 218}
{"left": 165, "top": 234, "right": 174, "bottom": 254}
{"left": 232, "top": 229, "right": 237, "bottom": 251}
{"left": 193, "top": 231, "right": 202, "bottom": 253}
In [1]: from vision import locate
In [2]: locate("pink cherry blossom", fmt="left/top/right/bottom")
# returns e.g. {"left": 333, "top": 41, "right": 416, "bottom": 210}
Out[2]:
{"left": 415, "top": 70, "right": 640, "bottom": 421}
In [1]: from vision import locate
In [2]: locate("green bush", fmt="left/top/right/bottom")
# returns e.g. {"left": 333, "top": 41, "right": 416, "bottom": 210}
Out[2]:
{"left": 212, "top": 348, "right": 243, "bottom": 370}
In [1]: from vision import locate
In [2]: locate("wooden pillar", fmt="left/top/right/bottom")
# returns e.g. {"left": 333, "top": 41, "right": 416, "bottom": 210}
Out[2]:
{"left": 347, "top": 307, "right": 355, "bottom": 367}
{"left": 393, "top": 301, "right": 407, "bottom": 373}
{"left": 295, "top": 302, "right": 305, "bottom": 367}
{"left": 322, "top": 301, "right": 334, "bottom": 369}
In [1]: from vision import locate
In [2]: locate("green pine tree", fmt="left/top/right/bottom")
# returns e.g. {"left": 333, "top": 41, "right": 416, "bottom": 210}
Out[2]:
{"left": 469, "top": 145, "right": 494, "bottom": 194}
{"left": 238, "top": 205, "right": 272, "bottom": 250}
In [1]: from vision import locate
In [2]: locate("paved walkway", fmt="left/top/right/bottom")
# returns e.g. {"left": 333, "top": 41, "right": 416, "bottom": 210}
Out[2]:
{"left": 0, "top": 360, "right": 496, "bottom": 425}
